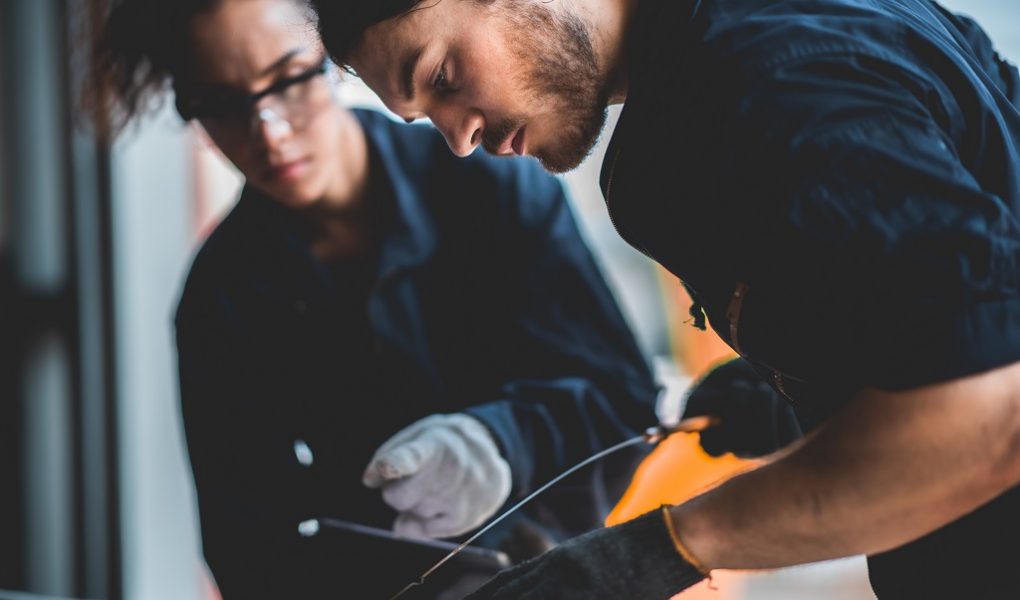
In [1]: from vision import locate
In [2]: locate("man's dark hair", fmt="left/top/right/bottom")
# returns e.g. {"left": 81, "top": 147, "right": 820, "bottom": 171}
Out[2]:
{"left": 309, "top": 0, "right": 419, "bottom": 67}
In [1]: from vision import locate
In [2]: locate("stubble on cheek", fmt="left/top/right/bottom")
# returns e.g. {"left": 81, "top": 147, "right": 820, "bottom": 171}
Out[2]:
{"left": 501, "top": 3, "right": 609, "bottom": 172}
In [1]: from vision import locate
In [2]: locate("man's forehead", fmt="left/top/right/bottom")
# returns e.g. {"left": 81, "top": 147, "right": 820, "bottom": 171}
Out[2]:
{"left": 349, "top": 26, "right": 398, "bottom": 83}
{"left": 351, "top": 11, "right": 429, "bottom": 94}
{"left": 354, "top": 0, "right": 466, "bottom": 51}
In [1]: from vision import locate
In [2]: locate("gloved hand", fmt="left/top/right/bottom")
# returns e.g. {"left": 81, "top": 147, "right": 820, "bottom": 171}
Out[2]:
{"left": 682, "top": 358, "right": 802, "bottom": 457}
{"left": 465, "top": 507, "right": 706, "bottom": 599}
{"left": 363, "top": 413, "right": 511, "bottom": 539}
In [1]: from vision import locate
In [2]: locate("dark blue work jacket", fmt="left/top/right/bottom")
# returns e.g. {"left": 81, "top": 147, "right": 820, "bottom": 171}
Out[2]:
{"left": 175, "top": 109, "right": 657, "bottom": 599}
{"left": 605, "top": 0, "right": 1020, "bottom": 597}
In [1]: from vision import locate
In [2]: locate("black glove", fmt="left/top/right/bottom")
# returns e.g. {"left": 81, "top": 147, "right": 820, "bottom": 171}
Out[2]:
{"left": 682, "top": 358, "right": 802, "bottom": 458}
{"left": 464, "top": 508, "right": 704, "bottom": 600}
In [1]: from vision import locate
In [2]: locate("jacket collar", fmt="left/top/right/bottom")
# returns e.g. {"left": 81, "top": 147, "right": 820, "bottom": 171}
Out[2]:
{"left": 354, "top": 109, "right": 439, "bottom": 277}
{"left": 602, "top": 0, "right": 702, "bottom": 199}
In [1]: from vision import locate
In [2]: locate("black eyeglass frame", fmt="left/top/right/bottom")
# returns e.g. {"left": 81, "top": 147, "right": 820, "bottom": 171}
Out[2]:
{"left": 174, "top": 57, "right": 330, "bottom": 122}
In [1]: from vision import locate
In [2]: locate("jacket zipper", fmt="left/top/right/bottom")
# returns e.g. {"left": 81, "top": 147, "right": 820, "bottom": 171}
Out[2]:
{"left": 772, "top": 371, "right": 794, "bottom": 403}
{"left": 726, "top": 282, "right": 749, "bottom": 356}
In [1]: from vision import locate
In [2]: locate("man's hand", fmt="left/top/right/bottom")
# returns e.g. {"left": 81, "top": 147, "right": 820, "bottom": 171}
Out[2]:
{"left": 466, "top": 508, "right": 705, "bottom": 599}
{"left": 363, "top": 413, "right": 511, "bottom": 539}
{"left": 683, "top": 358, "right": 801, "bottom": 457}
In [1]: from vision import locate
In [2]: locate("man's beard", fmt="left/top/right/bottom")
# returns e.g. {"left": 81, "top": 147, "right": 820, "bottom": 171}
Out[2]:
{"left": 487, "top": 1, "right": 609, "bottom": 173}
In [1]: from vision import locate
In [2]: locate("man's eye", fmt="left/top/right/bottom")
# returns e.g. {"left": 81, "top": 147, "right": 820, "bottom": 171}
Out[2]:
{"left": 433, "top": 65, "right": 451, "bottom": 92}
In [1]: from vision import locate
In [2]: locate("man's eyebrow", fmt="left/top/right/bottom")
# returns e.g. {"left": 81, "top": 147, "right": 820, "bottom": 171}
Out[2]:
{"left": 259, "top": 48, "right": 303, "bottom": 78}
{"left": 400, "top": 46, "right": 425, "bottom": 101}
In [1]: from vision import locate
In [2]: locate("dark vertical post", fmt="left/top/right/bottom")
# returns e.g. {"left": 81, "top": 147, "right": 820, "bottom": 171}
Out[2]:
{"left": 0, "top": 2, "right": 27, "bottom": 589}
{"left": 0, "top": 0, "right": 121, "bottom": 597}
{"left": 64, "top": 0, "right": 122, "bottom": 597}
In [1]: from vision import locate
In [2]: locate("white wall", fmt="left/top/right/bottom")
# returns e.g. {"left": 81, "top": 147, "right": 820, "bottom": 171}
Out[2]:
{"left": 942, "top": 0, "right": 1020, "bottom": 59}
{"left": 111, "top": 104, "right": 207, "bottom": 600}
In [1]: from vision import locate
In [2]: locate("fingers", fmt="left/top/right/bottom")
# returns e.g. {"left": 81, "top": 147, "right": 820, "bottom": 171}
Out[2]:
{"left": 363, "top": 434, "right": 440, "bottom": 488}
{"left": 393, "top": 512, "right": 430, "bottom": 540}
{"left": 380, "top": 472, "right": 434, "bottom": 512}
{"left": 363, "top": 413, "right": 513, "bottom": 542}
{"left": 394, "top": 510, "right": 473, "bottom": 539}
{"left": 697, "top": 429, "right": 730, "bottom": 457}
{"left": 362, "top": 415, "right": 453, "bottom": 487}
{"left": 681, "top": 390, "right": 727, "bottom": 419}
{"left": 374, "top": 414, "right": 449, "bottom": 456}
{"left": 391, "top": 490, "right": 477, "bottom": 539}
{"left": 687, "top": 391, "right": 731, "bottom": 415}
{"left": 388, "top": 486, "right": 495, "bottom": 539}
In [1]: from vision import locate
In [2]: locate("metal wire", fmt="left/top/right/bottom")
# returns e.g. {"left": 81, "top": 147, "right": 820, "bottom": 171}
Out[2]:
{"left": 387, "top": 416, "right": 718, "bottom": 599}
{"left": 388, "top": 435, "right": 646, "bottom": 599}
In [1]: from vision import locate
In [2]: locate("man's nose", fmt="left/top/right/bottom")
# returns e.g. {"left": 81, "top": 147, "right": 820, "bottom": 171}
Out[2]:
{"left": 433, "top": 107, "right": 483, "bottom": 157}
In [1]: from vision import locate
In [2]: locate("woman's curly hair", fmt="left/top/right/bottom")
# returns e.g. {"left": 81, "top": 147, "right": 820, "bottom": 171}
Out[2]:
{"left": 82, "top": 0, "right": 221, "bottom": 136}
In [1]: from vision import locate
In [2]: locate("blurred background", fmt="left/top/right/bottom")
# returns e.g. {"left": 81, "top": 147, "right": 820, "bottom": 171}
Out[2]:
{"left": 1, "top": 0, "right": 1017, "bottom": 599}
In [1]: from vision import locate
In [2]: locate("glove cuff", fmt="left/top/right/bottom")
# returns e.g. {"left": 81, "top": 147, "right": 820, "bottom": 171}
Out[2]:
{"left": 611, "top": 507, "right": 706, "bottom": 595}
{"left": 661, "top": 505, "right": 711, "bottom": 576}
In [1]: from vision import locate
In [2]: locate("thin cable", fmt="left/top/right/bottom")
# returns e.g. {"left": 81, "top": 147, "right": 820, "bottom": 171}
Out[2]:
{"left": 389, "top": 435, "right": 646, "bottom": 599}
{"left": 387, "top": 415, "right": 718, "bottom": 599}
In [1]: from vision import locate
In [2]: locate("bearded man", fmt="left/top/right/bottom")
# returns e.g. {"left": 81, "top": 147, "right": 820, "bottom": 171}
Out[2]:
{"left": 310, "top": 1, "right": 1020, "bottom": 598}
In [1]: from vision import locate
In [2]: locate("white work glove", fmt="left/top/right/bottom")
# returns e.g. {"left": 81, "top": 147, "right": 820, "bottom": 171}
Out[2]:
{"left": 363, "top": 413, "right": 512, "bottom": 539}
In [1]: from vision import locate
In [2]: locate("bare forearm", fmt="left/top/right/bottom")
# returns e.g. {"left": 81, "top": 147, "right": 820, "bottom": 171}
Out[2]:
{"left": 671, "top": 361, "right": 1020, "bottom": 570}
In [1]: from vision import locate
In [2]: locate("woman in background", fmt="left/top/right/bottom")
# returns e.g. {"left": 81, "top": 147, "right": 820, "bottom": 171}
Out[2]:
{"left": 87, "top": 0, "right": 658, "bottom": 597}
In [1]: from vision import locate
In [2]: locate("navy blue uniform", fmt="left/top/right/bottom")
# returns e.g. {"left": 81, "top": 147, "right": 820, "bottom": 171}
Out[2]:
{"left": 606, "top": 0, "right": 1020, "bottom": 596}
{"left": 175, "top": 110, "right": 657, "bottom": 598}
